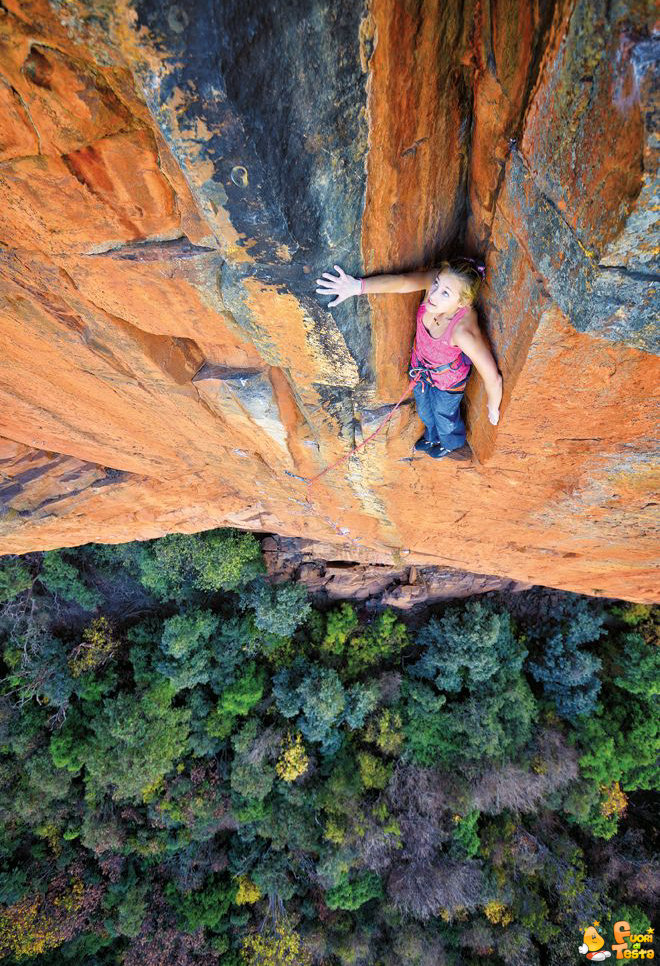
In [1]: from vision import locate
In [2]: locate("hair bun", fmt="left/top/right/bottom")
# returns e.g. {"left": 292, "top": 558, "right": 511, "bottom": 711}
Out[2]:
{"left": 461, "top": 256, "right": 486, "bottom": 278}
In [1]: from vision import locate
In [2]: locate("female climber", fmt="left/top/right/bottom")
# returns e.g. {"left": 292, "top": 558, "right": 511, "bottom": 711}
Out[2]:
{"left": 315, "top": 259, "right": 503, "bottom": 460}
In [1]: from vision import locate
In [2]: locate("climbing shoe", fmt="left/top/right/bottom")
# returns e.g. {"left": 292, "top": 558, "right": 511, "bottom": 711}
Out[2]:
{"left": 414, "top": 435, "right": 434, "bottom": 453}
{"left": 427, "top": 444, "right": 452, "bottom": 459}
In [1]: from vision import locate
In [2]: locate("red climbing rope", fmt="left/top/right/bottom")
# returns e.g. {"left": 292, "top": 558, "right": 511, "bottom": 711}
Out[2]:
{"left": 282, "top": 357, "right": 463, "bottom": 489}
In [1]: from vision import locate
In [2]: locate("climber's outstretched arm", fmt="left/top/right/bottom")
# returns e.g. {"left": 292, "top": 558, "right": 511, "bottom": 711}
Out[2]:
{"left": 316, "top": 265, "right": 435, "bottom": 306}
{"left": 454, "top": 321, "right": 503, "bottom": 426}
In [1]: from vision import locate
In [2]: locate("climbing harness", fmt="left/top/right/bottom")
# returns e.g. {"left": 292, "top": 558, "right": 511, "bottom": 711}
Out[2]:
{"left": 408, "top": 353, "right": 470, "bottom": 391}
{"left": 411, "top": 351, "right": 471, "bottom": 395}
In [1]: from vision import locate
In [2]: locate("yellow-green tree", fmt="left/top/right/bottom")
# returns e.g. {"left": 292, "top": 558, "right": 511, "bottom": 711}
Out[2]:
{"left": 275, "top": 733, "right": 309, "bottom": 782}
{"left": 241, "top": 918, "right": 312, "bottom": 966}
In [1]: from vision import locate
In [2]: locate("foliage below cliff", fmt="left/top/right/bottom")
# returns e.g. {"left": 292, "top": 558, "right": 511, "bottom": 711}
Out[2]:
{"left": 0, "top": 532, "right": 657, "bottom": 965}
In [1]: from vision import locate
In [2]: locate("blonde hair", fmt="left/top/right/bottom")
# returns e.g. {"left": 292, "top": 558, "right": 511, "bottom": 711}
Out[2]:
{"left": 437, "top": 257, "right": 485, "bottom": 306}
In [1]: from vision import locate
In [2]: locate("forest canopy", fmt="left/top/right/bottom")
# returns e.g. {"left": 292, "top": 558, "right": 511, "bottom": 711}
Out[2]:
{"left": 0, "top": 530, "right": 657, "bottom": 965}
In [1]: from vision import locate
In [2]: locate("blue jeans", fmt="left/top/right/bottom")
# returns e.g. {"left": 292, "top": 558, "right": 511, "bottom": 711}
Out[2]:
{"left": 413, "top": 381, "right": 466, "bottom": 450}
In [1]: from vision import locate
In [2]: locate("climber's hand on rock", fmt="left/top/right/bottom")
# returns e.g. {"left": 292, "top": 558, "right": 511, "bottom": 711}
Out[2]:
{"left": 315, "top": 265, "right": 360, "bottom": 307}
{"left": 488, "top": 405, "right": 500, "bottom": 426}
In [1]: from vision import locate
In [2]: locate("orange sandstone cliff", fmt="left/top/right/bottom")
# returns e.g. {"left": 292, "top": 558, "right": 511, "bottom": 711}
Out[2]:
{"left": 0, "top": 0, "right": 657, "bottom": 602}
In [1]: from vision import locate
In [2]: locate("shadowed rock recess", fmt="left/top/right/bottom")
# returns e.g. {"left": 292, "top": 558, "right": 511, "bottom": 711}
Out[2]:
{"left": 0, "top": 0, "right": 657, "bottom": 602}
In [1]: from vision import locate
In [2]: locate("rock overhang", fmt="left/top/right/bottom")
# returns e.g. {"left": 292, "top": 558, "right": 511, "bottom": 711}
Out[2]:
{"left": 0, "top": 0, "right": 657, "bottom": 603}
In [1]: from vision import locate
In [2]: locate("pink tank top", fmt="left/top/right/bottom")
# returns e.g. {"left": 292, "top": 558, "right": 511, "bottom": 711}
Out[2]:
{"left": 410, "top": 303, "right": 471, "bottom": 390}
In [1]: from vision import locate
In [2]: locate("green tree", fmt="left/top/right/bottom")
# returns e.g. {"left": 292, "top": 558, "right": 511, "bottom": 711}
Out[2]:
{"left": 164, "top": 875, "right": 236, "bottom": 933}
{"left": 0, "top": 559, "right": 32, "bottom": 603}
{"left": 248, "top": 851, "right": 296, "bottom": 903}
{"left": 321, "top": 603, "right": 359, "bottom": 658}
{"left": 192, "top": 529, "right": 265, "bottom": 592}
{"left": 273, "top": 662, "right": 346, "bottom": 753}
{"left": 412, "top": 600, "right": 525, "bottom": 692}
{"left": 160, "top": 610, "right": 218, "bottom": 659}
{"left": 208, "top": 614, "right": 265, "bottom": 687}
{"left": 400, "top": 681, "right": 446, "bottom": 766}
{"left": 50, "top": 710, "right": 87, "bottom": 774}
{"left": 576, "top": 700, "right": 659, "bottom": 794}
{"left": 356, "top": 751, "right": 390, "bottom": 790}
{"left": 405, "top": 674, "right": 536, "bottom": 767}
{"left": 4, "top": 635, "right": 74, "bottom": 709}
{"left": 343, "top": 682, "right": 379, "bottom": 730}
{"left": 138, "top": 529, "right": 264, "bottom": 600}
{"left": 345, "top": 609, "right": 409, "bottom": 678}
{"left": 452, "top": 810, "right": 481, "bottom": 858}
{"left": 241, "top": 579, "right": 311, "bottom": 637}
{"left": 230, "top": 719, "right": 276, "bottom": 802}
{"left": 207, "top": 662, "right": 265, "bottom": 739}
{"left": 155, "top": 609, "right": 219, "bottom": 693}
{"left": 612, "top": 631, "right": 660, "bottom": 697}
{"left": 527, "top": 596, "right": 605, "bottom": 720}
{"left": 83, "top": 681, "right": 191, "bottom": 803}
{"left": 528, "top": 631, "right": 602, "bottom": 720}
{"left": 39, "top": 552, "right": 101, "bottom": 610}
{"left": 325, "top": 871, "right": 384, "bottom": 911}
{"left": 319, "top": 606, "right": 409, "bottom": 678}
{"left": 102, "top": 872, "right": 149, "bottom": 939}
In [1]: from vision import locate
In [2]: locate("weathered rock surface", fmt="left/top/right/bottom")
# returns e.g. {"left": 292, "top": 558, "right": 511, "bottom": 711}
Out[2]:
{"left": 262, "top": 535, "right": 531, "bottom": 609}
{"left": 0, "top": 0, "right": 657, "bottom": 602}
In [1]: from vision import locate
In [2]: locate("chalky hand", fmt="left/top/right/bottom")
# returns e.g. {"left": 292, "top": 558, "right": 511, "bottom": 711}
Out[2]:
{"left": 315, "top": 265, "right": 360, "bottom": 307}
{"left": 488, "top": 406, "right": 500, "bottom": 426}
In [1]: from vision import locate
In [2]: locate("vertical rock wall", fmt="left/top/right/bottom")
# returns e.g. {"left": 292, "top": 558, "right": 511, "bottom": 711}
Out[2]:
{"left": 0, "top": 0, "right": 657, "bottom": 602}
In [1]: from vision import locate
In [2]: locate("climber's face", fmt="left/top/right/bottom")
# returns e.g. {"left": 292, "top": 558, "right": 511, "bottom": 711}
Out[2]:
{"left": 427, "top": 270, "right": 462, "bottom": 315}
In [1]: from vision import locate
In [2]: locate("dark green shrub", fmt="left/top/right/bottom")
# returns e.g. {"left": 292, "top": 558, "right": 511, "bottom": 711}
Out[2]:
{"left": 0, "top": 559, "right": 31, "bottom": 603}
{"left": 325, "top": 871, "right": 383, "bottom": 911}
{"left": 412, "top": 601, "right": 524, "bottom": 692}
{"left": 39, "top": 551, "right": 101, "bottom": 610}
{"left": 241, "top": 579, "right": 311, "bottom": 637}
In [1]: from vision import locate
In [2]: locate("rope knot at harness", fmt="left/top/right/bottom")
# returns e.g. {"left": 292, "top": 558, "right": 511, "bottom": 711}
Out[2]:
{"left": 407, "top": 357, "right": 463, "bottom": 392}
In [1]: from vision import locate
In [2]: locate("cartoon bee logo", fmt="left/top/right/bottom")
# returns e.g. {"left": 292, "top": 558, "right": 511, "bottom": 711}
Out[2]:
{"left": 580, "top": 923, "right": 612, "bottom": 961}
